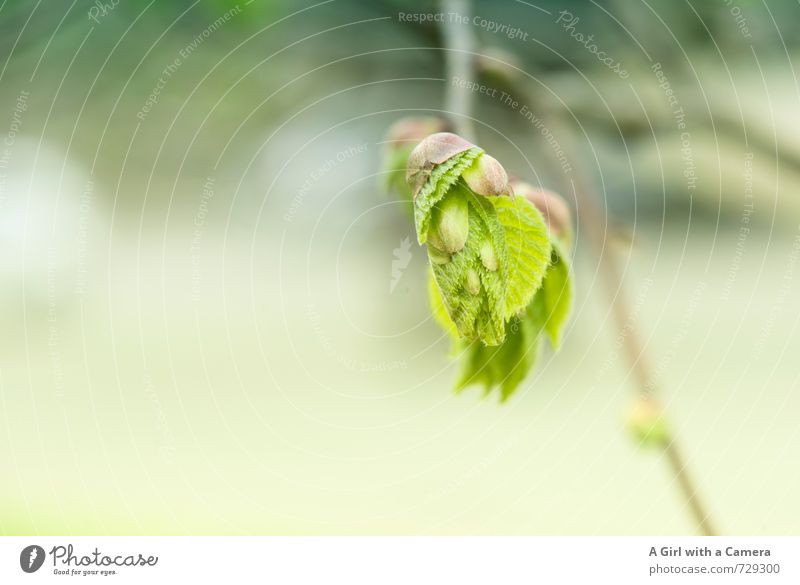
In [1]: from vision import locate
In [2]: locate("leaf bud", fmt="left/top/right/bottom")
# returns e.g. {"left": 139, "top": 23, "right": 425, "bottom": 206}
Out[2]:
{"left": 626, "top": 396, "right": 670, "bottom": 448}
{"left": 465, "top": 268, "right": 481, "bottom": 295}
{"left": 462, "top": 154, "right": 510, "bottom": 197}
{"left": 427, "top": 245, "right": 451, "bottom": 265}
{"left": 479, "top": 240, "right": 498, "bottom": 271}
{"left": 406, "top": 132, "right": 475, "bottom": 199}
{"left": 429, "top": 194, "right": 469, "bottom": 254}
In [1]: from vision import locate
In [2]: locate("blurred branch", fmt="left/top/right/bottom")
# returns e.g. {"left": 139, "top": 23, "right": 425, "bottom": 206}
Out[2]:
{"left": 559, "top": 138, "right": 717, "bottom": 535}
{"left": 440, "top": 0, "right": 476, "bottom": 141}
{"left": 439, "top": 0, "right": 718, "bottom": 536}
{"left": 471, "top": 47, "right": 718, "bottom": 536}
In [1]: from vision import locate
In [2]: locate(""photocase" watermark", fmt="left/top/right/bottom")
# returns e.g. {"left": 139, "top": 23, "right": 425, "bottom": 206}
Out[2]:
{"left": 556, "top": 10, "right": 629, "bottom": 79}
{"left": 87, "top": 0, "right": 120, "bottom": 25}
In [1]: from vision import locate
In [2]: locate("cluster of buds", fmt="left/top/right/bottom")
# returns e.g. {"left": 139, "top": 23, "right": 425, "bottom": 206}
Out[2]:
{"left": 404, "top": 129, "right": 577, "bottom": 395}
{"left": 406, "top": 132, "right": 573, "bottom": 253}
{"left": 406, "top": 133, "right": 512, "bottom": 269}
{"left": 407, "top": 132, "right": 510, "bottom": 200}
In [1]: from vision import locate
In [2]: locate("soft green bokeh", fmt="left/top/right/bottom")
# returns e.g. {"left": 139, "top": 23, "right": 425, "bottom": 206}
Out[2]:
{"left": 1, "top": 0, "right": 799, "bottom": 535}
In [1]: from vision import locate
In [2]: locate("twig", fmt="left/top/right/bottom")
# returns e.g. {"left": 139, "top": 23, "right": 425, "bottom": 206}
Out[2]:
{"left": 557, "top": 121, "right": 718, "bottom": 536}
{"left": 440, "top": 0, "right": 476, "bottom": 141}
{"left": 665, "top": 441, "right": 717, "bottom": 536}
{"left": 437, "top": 0, "right": 717, "bottom": 536}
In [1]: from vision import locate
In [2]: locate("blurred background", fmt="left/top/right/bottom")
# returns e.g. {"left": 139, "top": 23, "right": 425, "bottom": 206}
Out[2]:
{"left": 1, "top": 0, "right": 799, "bottom": 535}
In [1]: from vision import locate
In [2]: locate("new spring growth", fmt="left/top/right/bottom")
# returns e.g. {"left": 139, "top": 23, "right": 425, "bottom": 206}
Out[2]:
{"left": 404, "top": 130, "right": 575, "bottom": 400}
{"left": 406, "top": 132, "right": 476, "bottom": 200}
{"left": 626, "top": 396, "right": 670, "bottom": 447}
{"left": 428, "top": 193, "right": 469, "bottom": 256}
{"left": 480, "top": 240, "right": 498, "bottom": 271}
{"left": 407, "top": 132, "right": 552, "bottom": 348}
{"left": 462, "top": 154, "right": 510, "bottom": 197}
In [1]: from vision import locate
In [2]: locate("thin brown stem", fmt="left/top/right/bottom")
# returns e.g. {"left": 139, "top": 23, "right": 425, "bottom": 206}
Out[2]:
{"left": 437, "top": 0, "right": 717, "bottom": 536}
{"left": 665, "top": 441, "right": 717, "bottom": 536}
{"left": 556, "top": 119, "right": 718, "bottom": 536}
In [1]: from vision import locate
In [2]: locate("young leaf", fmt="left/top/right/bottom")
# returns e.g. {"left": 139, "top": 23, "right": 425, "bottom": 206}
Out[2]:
{"left": 540, "top": 239, "right": 574, "bottom": 348}
{"left": 492, "top": 195, "right": 552, "bottom": 319}
{"left": 427, "top": 184, "right": 508, "bottom": 346}
{"left": 413, "top": 147, "right": 483, "bottom": 245}
{"left": 456, "top": 291, "right": 548, "bottom": 401}
{"left": 427, "top": 268, "right": 460, "bottom": 342}
{"left": 407, "top": 132, "right": 574, "bottom": 400}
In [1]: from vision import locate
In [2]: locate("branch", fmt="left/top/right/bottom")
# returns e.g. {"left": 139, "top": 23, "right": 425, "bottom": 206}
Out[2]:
{"left": 440, "top": 0, "right": 476, "bottom": 141}
{"left": 554, "top": 118, "right": 718, "bottom": 536}
{"left": 436, "top": 0, "right": 718, "bottom": 537}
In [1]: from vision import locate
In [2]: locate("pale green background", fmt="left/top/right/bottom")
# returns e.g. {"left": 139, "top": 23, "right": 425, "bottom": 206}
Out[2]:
{"left": 1, "top": 0, "right": 799, "bottom": 535}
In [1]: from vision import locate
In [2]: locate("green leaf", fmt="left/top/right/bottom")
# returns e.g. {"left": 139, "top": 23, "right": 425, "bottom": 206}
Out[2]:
{"left": 456, "top": 294, "right": 547, "bottom": 401}
{"left": 428, "top": 184, "right": 508, "bottom": 346}
{"left": 408, "top": 139, "right": 573, "bottom": 400}
{"left": 414, "top": 147, "right": 483, "bottom": 245}
{"left": 427, "top": 268, "right": 460, "bottom": 342}
{"left": 453, "top": 264, "right": 574, "bottom": 402}
{"left": 492, "top": 195, "right": 552, "bottom": 319}
{"left": 540, "top": 239, "right": 573, "bottom": 348}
